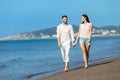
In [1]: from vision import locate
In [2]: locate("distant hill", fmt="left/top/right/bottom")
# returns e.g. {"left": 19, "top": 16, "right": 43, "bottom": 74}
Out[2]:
{"left": 100, "top": 25, "right": 120, "bottom": 33}
{"left": 29, "top": 25, "right": 79, "bottom": 37}
{"left": 0, "top": 25, "right": 120, "bottom": 40}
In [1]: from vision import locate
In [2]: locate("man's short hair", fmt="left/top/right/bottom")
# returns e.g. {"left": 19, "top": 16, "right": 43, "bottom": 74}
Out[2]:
{"left": 62, "top": 15, "right": 68, "bottom": 19}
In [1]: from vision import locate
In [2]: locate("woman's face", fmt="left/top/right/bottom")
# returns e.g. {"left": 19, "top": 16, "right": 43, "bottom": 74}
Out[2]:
{"left": 81, "top": 16, "right": 86, "bottom": 22}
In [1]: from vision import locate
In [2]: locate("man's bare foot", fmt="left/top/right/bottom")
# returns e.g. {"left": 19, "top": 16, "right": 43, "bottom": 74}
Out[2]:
{"left": 64, "top": 66, "right": 69, "bottom": 72}
{"left": 64, "top": 69, "right": 68, "bottom": 72}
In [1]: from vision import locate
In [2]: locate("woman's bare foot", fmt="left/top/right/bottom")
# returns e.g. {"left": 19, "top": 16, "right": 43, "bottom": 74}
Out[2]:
{"left": 84, "top": 65, "right": 88, "bottom": 69}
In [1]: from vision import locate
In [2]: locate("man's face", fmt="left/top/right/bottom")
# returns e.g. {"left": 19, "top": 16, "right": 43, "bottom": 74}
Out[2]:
{"left": 62, "top": 17, "right": 68, "bottom": 24}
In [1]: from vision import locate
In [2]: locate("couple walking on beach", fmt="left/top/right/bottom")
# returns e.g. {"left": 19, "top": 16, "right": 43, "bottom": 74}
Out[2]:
{"left": 56, "top": 14, "right": 93, "bottom": 72}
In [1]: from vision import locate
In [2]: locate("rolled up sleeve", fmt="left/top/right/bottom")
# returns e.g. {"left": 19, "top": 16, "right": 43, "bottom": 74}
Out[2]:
{"left": 56, "top": 26, "right": 60, "bottom": 38}
{"left": 70, "top": 25, "right": 75, "bottom": 41}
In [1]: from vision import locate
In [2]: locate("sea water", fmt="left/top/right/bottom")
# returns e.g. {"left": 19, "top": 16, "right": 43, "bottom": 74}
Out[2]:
{"left": 0, "top": 36, "right": 120, "bottom": 80}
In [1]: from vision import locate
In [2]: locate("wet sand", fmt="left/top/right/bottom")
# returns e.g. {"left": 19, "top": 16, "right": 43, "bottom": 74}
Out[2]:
{"left": 38, "top": 57, "right": 120, "bottom": 80}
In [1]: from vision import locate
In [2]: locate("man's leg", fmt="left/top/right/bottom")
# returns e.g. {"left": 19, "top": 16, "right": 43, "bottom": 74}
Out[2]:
{"left": 60, "top": 46, "right": 65, "bottom": 62}
{"left": 64, "top": 44, "right": 70, "bottom": 72}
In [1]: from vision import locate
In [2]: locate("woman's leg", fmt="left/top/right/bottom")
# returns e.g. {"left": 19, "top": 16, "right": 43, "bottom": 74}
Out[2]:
{"left": 85, "top": 45, "right": 90, "bottom": 63}
{"left": 80, "top": 43, "right": 88, "bottom": 68}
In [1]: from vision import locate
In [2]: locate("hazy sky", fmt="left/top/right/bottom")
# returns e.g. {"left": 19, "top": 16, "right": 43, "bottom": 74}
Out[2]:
{"left": 0, "top": 0, "right": 120, "bottom": 38}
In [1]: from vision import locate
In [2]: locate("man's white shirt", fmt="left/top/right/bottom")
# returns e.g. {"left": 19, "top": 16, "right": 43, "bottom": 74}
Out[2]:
{"left": 57, "top": 23, "right": 74, "bottom": 44}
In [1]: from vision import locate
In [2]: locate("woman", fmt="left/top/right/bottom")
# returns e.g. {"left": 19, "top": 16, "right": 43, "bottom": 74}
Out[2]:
{"left": 75, "top": 14, "right": 93, "bottom": 68}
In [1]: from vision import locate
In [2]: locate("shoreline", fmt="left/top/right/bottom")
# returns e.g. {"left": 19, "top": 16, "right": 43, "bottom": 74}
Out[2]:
{"left": 0, "top": 35, "right": 120, "bottom": 41}
{"left": 37, "top": 57, "right": 120, "bottom": 80}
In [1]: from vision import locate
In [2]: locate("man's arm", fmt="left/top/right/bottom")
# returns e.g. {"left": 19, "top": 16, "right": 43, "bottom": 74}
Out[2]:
{"left": 56, "top": 26, "right": 61, "bottom": 47}
{"left": 57, "top": 37, "right": 62, "bottom": 47}
{"left": 70, "top": 25, "right": 75, "bottom": 47}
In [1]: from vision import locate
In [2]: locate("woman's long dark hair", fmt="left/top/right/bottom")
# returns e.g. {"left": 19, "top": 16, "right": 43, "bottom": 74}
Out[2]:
{"left": 82, "top": 14, "right": 90, "bottom": 24}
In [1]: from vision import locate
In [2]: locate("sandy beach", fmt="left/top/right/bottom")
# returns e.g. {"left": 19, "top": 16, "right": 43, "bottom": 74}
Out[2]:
{"left": 38, "top": 57, "right": 120, "bottom": 80}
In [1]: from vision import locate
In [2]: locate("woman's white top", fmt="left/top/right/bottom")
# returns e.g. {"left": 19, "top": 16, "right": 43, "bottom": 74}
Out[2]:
{"left": 79, "top": 23, "right": 92, "bottom": 38}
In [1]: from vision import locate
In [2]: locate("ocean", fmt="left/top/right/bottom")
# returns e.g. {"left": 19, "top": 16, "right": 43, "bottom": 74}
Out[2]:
{"left": 0, "top": 36, "right": 120, "bottom": 80}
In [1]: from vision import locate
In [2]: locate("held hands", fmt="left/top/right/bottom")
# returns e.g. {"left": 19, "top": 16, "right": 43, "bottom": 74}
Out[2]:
{"left": 72, "top": 41, "right": 77, "bottom": 47}
{"left": 72, "top": 32, "right": 79, "bottom": 47}
{"left": 58, "top": 41, "right": 77, "bottom": 47}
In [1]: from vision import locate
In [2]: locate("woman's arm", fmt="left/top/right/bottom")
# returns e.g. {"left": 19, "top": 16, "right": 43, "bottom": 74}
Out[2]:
{"left": 75, "top": 25, "right": 81, "bottom": 44}
{"left": 89, "top": 23, "right": 93, "bottom": 39}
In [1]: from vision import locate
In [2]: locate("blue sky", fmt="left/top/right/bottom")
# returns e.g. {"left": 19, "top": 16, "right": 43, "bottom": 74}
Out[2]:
{"left": 0, "top": 0, "right": 120, "bottom": 38}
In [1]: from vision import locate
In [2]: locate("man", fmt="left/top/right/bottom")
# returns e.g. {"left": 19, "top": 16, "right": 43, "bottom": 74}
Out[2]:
{"left": 56, "top": 15, "right": 75, "bottom": 72}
